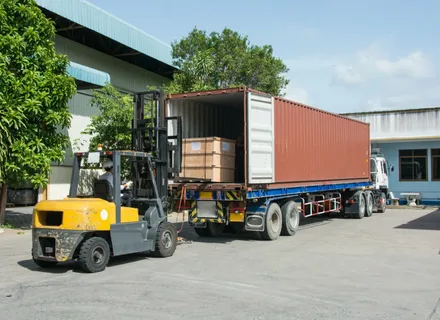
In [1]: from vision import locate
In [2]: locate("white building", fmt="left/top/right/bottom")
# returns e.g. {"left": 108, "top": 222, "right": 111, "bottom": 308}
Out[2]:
{"left": 343, "top": 107, "right": 440, "bottom": 205}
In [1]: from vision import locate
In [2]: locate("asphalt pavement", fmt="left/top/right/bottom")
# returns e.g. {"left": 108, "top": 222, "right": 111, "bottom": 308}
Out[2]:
{"left": 0, "top": 207, "right": 440, "bottom": 320}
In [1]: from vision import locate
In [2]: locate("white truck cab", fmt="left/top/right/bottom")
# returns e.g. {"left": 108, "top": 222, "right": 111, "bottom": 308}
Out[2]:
{"left": 370, "top": 153, "right": 393, "bottom": 197}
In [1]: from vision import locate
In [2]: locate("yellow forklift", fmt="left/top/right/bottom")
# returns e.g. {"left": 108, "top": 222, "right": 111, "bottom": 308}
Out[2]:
{"left": 31, "top": 90, "right": 183, "bottom": 273}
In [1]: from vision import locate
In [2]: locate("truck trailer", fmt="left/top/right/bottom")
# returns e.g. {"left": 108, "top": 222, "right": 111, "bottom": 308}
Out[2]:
{"left": 166, "top": 87, "right": 392, "bottom": 240}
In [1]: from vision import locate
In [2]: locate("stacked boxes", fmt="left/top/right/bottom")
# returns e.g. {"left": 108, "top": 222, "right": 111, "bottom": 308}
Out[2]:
{"left": 181, "top": 137, "right": 236, "bottom": 182}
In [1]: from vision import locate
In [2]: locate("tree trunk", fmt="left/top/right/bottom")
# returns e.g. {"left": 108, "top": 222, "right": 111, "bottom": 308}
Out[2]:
{"left": 0, "top": 183, "right": 7, "bottom": 225}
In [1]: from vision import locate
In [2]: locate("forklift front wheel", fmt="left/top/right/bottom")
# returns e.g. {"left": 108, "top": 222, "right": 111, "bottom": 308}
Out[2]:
{"left": 152, "top": 222, "right": 177, "bottom": 258}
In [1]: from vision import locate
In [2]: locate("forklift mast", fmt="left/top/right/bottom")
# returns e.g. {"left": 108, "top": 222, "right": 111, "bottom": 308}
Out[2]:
{"left": 131, "top": 90, "right": 182, "bottom": 206}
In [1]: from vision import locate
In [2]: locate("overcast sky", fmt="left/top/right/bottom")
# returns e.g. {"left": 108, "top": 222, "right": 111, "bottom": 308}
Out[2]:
{"left": 87, "top": 0, "right": 440, "bottom": 114}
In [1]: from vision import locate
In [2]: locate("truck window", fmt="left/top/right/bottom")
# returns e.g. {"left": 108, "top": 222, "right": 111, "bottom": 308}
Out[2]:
{"left": 382, "top": 161, "right": 388, "bottom": 175}
{"left": 370, "top": 160, "right": 377, "bottom": 173}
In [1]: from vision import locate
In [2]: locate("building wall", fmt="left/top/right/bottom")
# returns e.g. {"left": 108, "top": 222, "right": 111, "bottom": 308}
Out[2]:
{"left": 46, "top": 36, "right": 171, "bottom": 200}
{"left": 345, "top": 108, "right": 440, "bottom": 141}
{"left": 372, "top": 140, "right": 440, "bottom": 205}
{"left": 345, "top": 108, "right": 440, "bottom": 205}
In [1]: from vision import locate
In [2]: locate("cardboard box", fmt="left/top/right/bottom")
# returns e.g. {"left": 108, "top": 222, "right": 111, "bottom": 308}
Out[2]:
{"left": 181, "top": 137, "right": 236, "bottom": 182}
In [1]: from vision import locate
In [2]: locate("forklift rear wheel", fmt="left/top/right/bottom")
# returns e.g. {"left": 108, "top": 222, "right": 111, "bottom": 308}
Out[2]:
{"left": 33, "top": 258, "right": 58, "bottom": 268}
{"left": 152, "top": 222, "right": 177, "bottom": 258}
{"left": 78, "top": 236, "right": 110, "bottom": 273}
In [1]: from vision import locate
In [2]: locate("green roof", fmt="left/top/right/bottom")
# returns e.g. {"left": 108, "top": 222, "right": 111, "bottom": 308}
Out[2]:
{"left": 36, "top": 0, "right": 176, "bottom": 75}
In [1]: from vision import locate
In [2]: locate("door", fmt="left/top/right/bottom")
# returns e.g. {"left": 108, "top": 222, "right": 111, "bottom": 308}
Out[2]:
{"left": 246, "top": 91, "right": 275, "bottom": 184}
{"left": 378, "top": 158, "right": 389, "bottom": 188}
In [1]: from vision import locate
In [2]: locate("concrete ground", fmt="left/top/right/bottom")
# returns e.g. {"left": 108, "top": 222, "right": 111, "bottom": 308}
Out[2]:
{"left": 0, "top": 207, "right": 440, "bottom": 320}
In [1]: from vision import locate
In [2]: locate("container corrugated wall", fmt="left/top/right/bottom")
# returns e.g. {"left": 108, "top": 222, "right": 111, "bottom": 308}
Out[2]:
{"left": 273, "top": 97, "right": 370, "bottom": 185}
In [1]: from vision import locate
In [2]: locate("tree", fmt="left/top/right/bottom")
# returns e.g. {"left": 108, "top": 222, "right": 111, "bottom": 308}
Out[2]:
{"left": 0, "top": 0, "right": 77, "bottom": 224}
{"left": 165, "top": 27, "right": 290, "bottom": 96}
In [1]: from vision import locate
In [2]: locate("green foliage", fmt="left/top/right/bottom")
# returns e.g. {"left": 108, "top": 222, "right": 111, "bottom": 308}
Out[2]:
{"left": 82, "top": 84, "right": 134, "bottom": 152}
{"left": 165, "top": 27, "right": 290, "bottom": 96}
{"left": 0, "top": 0, "right": 77, "bottom": 188}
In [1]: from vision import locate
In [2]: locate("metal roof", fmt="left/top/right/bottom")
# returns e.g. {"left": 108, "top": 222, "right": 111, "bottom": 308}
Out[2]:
{"left": 341, "top": 106, "right": 440, "bottom": 116}
{"left": 67, "top": 61, "right": 110, "bottom": 89}
{"left": 36, "top": 0, "right": 177, "bottom": 78}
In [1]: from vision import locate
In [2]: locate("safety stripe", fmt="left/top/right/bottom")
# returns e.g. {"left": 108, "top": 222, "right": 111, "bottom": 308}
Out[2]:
{"left": 189, "top": 201, "right": 224, "bottom": 224}
{"left": 189, "top": 201, "right": 197, "bottom": 220}
{"left": 216, "top": 201, "right": 223, "bottom": 219}
{"left": 191, "top": 218, "right": 223, "bottom": 223}
{"left": 226, "top": 191, "right": 241, "bottom": 201}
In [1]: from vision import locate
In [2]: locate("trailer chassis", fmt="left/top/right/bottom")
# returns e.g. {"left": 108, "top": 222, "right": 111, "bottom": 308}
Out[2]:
{"left": 169, "top": 181, "right": 387, "bottom": 240}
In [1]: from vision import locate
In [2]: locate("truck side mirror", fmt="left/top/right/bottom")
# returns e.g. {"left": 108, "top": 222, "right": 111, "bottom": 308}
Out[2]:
{"left": 390, "top": 165, "right": 394, "bottom": 172}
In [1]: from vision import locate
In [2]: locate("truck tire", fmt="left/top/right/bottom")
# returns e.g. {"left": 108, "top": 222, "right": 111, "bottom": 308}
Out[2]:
{"left": 280, "top": 201, "right": 300, "bottom": 236}
{"left": 152, "top": 221, "right": 177, "bottom": 258}
{"left": 207, "top": 222, "right": 225, "bottom": 237}
{"left": 260, "top": 202, "right": 282, "bottom": 241}
{"left": 78, "top": 236, "right": 111, "bottom": 273}
{"left": 365, "top": 191, "right": 373, "bottom": 217}
{"left": 194, "top": 226, "right": 211, "bottom": 237}
{"left": 354, "top": 191, "right": 366, "bottom": 219}
{"left": 377, "top": 192, "right": 387, "bottom": 213}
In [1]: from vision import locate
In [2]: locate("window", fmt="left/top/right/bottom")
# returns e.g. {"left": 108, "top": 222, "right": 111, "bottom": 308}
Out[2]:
{"left": 432, "top": 149, "right": 440, "bottom": 181}
{"left": 399, "top": 149, "right": 427, "bottom": 181}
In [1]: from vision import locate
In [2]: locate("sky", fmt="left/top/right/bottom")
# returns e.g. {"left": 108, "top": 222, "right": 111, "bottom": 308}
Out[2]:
{"left": 87, "top": 0, "right": 440, "bottom": 114}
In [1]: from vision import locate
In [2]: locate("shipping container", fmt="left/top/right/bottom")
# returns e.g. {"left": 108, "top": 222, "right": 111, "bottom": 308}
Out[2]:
{"left": 166, "top": 87, "right": 370, "bottom": 187}
{"left": 167, "top": 87, "right": 392, "bottom": 240}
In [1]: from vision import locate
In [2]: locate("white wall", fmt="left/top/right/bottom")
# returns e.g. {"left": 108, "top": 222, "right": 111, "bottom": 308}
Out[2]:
{"left": 346, "top": 108, "right": 440, "bottom": 141}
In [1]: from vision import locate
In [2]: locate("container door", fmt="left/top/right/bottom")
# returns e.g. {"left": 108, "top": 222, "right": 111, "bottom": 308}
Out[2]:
{"left": 246, "top": 91, "right": 275, "bottom": 184}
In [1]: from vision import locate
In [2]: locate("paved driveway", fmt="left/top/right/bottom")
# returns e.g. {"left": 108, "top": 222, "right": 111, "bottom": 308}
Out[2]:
{"left": 0, "top": 207, "right": 440, "bottom": 319}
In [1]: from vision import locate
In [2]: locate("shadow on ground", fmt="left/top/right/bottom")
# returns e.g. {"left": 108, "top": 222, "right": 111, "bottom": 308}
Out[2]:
{"left": 173, "top": 214, "right": 335, "bottom": 245}
{"left": 395, "top": 209, "right": 440, "bottom": 231}
{"left": 17, "top": 253, "right": 152, "bottom": 274}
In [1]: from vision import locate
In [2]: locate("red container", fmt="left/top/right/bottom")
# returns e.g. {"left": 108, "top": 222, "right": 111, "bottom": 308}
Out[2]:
{"left": 166, "top": 87, "right": 371, "bottom": 188}
{"left": 273, "top": 97, "right": 370, "bottom": 187}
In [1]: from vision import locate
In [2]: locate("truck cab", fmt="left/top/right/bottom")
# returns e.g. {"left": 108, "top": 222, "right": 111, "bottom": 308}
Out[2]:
{"left": 370, "top": 153, "right": 393, "bottom": 197}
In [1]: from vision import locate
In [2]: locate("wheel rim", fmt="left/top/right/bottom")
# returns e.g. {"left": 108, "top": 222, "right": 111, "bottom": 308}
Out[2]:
{"left": 92, "top": 247, "right": 104, "bottom": 265}
{"left": 270, "top": 211, "right": 281, "bottom": 233}
{"left": 359, "top": 195, "right": 365, "bottom": 215}
{"left": 162, "top": 230, "right": 173, "bottom": 249}
{"left": 368, "top": 194, "right": 373, "bottom": 214}
{"left": 289, "top": 210, "right": 299, "bottom": 229}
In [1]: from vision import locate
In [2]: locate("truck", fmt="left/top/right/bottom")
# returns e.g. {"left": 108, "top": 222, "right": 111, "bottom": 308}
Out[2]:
{"left": 166, "top": 86, "right": 393, "bottom": 240}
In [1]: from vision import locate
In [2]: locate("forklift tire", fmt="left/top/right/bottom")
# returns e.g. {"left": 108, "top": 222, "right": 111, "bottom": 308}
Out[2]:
{"left": 78, "top": 236, "right": 110, "bottom": 273}
{"left": 152, "top": 222, "right": 177, "bottom": 258}
{"left": 33, "top": 258, "right": 58, "bottom": 268}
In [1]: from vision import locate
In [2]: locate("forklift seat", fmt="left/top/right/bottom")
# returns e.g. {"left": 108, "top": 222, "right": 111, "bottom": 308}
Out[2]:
{"left": 93, "top": 179, "right": 114, "bottom": 202}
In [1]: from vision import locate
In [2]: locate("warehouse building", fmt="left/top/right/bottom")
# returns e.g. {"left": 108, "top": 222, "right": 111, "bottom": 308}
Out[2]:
{"left": 343, "top": 107, "right": 440, "bottom": 206}
{"left": 32, "top": 0, "right": 176, "bottom": 201}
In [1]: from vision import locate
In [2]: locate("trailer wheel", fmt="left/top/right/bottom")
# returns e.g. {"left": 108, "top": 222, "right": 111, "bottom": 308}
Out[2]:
{"left": 194, "top": 226, "right": 211, "bottom": 237}
{"left": 280, "top": 201, "right": 300, "bottom": 236}
{"left": 354, "top": 192, "right": 366, "bottom": 219}
{"left": 377, "top": 192, "right": 387, "bottom": 213}
{"left": 207, "top": 222, "right": 225, "bottom": 237}
{"left": 365, "top": 191, "right": 373, "bottom": 217}
{"left": 260, "top": 202, "right": 282, "bottom": 241}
